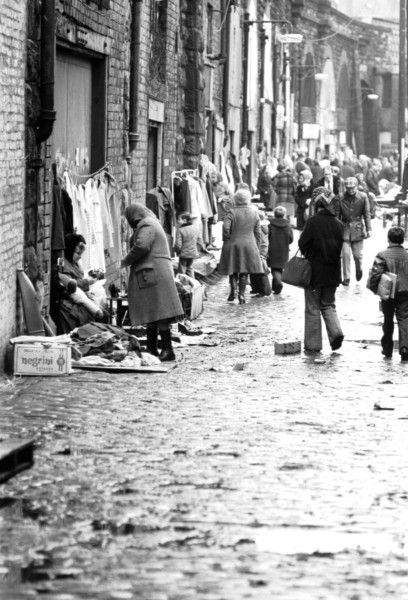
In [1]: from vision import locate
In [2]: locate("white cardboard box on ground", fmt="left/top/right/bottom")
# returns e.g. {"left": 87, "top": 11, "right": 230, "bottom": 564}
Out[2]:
{"left": 14, "top": 343, "right": 72, "bottom": 376}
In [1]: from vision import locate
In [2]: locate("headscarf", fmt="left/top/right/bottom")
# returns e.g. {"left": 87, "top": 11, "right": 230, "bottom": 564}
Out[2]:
{"left": 234, "top": 188, "right": 251, "bottom": 206}
{"left": 64, "top": 233, "right": 86, "bottom": 263}
{"left": 299, "top": 169, "right": 312, "bottom": 183}
{"left": 125, "top": 203, "right": 156, "bottom": 228}
{"left": 311, "top": 186, "right": 333, "bottom": 209}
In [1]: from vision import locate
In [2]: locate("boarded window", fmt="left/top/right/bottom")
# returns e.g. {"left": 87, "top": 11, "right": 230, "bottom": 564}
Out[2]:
{"left": 382, "top": 72, "right": 392, "bottom": 108}
{"left": 206, "top": 3, "right": 214, "bottom": 55}
{"left": 150, "top": 0, "right": 167, "bottom": 83}
{"left": 301, "top": 53, "right": 316, "bottom": 108}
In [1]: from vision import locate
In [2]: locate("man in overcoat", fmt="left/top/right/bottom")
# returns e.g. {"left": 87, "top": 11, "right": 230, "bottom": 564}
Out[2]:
{"left": 299, "top": 188, "right": 344, "bottom": 353}
{"left": 334, "top": 177, "right": 371, "bottom": 286}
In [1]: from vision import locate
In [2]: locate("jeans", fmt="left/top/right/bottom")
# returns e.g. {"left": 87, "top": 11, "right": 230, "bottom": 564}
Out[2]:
{"left": 341, "top": 240, "right": 364, "bottom": 281}
{"left": 381, "top": 295, "right": 408, "bottom": 356}
{"left": 178, "top": 257, "right": 194, "bottom": 278}
{"left": 304, "top": 286, "right": 343, "bottom": 351}
{"left": 272, "top": 269, "right": 283, "bottom": 294}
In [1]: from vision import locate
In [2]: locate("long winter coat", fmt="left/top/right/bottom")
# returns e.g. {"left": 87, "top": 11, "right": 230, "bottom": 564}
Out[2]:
{"left": 298, "top": 207, "right": 343, "bottom": 287}
{"left": 121, "top": 205, "right": 183, "bottom": 325}
{"left": 267, "top": 217, "right": 293, "bottom": 270}
{"left": 333, "top": 191, "right": 372, "bottom": 242}
{"left": 218, "top": 199, "right": 263, "bottom": 275}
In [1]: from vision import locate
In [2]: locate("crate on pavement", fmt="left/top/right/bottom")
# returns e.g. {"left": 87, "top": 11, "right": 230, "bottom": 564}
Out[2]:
{"left": 13, "top": 342, "right": 71, "bottom": 376}
{"left": 274, "top": 340, "right": 302, "bottom": 355}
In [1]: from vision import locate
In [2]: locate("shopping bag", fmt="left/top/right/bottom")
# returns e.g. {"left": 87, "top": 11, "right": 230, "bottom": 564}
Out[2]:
{"left": 377, "top": 272, "right": 397, "bottom": 300}
{"left": 282, "top": 251, "right": 312, "bottom": 288}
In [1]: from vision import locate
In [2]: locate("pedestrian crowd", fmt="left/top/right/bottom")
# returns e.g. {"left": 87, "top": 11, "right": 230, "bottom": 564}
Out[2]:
{"left": 55, "top": 142, "right": 408, "bottom": 364}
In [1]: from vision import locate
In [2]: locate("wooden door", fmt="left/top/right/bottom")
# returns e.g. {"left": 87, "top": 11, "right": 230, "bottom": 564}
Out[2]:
{"left": 54, "top": 52, "right": 93, "bottom": 175}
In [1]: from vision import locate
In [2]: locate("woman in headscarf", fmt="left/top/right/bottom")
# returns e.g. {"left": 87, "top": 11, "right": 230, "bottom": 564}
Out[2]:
{"left": 55, "top": 233, "right": 104, "bottom": 333}
{"left": 121, "top": 203, "right": 184, "bottom": 361}
{"left": 218, "top": 188, "right": 263, "bottom": 304}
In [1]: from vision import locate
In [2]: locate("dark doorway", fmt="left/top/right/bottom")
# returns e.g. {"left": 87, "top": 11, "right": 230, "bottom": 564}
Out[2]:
{"left": 147, "top": 123, "right": 159, "bottom": 190}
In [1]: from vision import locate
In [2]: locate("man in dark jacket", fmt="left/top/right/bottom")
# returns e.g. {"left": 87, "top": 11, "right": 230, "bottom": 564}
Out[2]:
{"left": 367, "top": 226, "right": 408, "bottom": 361}
{"left": 334, "top": 177, "right": 371, "bottom": 286}
{"left": 299, "top": 188, "right": 344, "bottom": 353}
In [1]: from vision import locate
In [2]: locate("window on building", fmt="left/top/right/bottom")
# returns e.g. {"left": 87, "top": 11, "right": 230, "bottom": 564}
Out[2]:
{"left": 337, "top": 64, "right": 350, "bottom": 109}
{"left": 206, "top": 3, "right": 214, "bottom": 55}
{"left": 382, "top": 72, "right": 392, "bottom": 108}
{"left": 301, "top": 53, "right": 316, "bottom": 108}
{"left": 150, "top": 0, "right": 167, "bottom": 82}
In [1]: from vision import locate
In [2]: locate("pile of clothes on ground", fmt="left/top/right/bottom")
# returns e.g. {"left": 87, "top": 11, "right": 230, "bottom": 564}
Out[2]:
{"left": 71, "top": 322, "right": 162, "bottom": 369}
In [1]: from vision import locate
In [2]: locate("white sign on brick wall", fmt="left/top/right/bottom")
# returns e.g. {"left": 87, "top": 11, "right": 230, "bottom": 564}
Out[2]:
{"left": 149, "top": 99, "right": 165, "bottom": 123}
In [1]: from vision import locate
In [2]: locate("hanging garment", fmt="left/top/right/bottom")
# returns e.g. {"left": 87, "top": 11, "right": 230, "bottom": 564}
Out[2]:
{"left": 97, "top": 179, "right": 115, "bottom": 251}
{"left": 52, "top": 179, "right": 66, "bottom": 252}
{"left": 84, "top": 178, "right": 105, "bottom": 272}
{"left": 186, "top": 176, "right": 202, "bottom": 220}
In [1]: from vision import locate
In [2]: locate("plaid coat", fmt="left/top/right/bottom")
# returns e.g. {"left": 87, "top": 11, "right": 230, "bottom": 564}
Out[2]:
{"left": 273, "top": 171, "right": 296, "bottom": 204}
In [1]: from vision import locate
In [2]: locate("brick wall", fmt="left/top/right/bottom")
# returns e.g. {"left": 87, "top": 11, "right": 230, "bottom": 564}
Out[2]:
{"left": 25, "top": 0, "right": 180, "bottom": 312}
{"left": 0, "top": 0, "right": 26, "bottom": 366}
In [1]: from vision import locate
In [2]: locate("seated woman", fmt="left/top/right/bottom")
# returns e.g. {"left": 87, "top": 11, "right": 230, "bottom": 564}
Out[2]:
{"left": 56, "top": 233, "right": 105, "bottom": 333}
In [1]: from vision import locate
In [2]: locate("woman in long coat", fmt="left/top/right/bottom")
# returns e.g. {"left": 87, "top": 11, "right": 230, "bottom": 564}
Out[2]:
{"left": 121, "top": 204, "right": 184, "bottom": 361}
{"left": 218, "top": 188, "right": 263, "bottom": 304}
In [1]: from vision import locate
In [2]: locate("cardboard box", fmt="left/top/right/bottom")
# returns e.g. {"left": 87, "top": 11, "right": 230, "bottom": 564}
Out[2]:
{"left": 274, "top": 341, "right": 301, "bottom": 355}
{"left": 14, "top": 343, "right": 72, "bottom": 376}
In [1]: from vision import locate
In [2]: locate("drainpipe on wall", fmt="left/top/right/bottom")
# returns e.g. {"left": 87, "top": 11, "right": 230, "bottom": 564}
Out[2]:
{"left": 37, "top": 0, "right": 56, "bottom": 143}
{"left": 129, "top": 0, "right": 143, "bottom": 155}
{"left": 222, "top": 0, "right": 231, "bottom": 136}
{"left": 241, "top": 12, "right": 249, "bottom": 148}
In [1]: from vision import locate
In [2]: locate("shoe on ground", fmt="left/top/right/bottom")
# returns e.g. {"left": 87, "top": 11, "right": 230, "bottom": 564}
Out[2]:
{"left": 304, "top": 348, "right": 322, "bottom": 354}
{"left": 400, "top": 347, "right": 408, "bottom": 362}
{"left": 330, "top": 334, "right": 344, "bottom": 351}
{"left": 227, "top": 293, "right": 235, "bottom": 302}
{"left": 342, "top": 279, "right": 350, "bottom": 286}
{"left": 160, "top": 348, "right": 176, "bottom": 362}
{"left": 382, "top": 349, "right": 392, "bottom": 359}
{"left": 356, "top": 268, "right": 363, "bottom": 282}
{"left": 238, "top": 295, "right": 246, "bottom": 305}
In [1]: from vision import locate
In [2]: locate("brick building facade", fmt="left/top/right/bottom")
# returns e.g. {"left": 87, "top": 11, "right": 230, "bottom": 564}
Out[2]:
{"left": 0, "top": 0, "right": 27, "bottom": 368}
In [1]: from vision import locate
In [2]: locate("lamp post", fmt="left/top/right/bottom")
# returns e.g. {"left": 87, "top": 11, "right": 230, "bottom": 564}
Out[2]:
{"left": 398, "top": 0, "right": 407, "bottom": 182}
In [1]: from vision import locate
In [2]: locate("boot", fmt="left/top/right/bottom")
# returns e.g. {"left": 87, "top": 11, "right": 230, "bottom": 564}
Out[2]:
{"left": 355, "top": 258, "right": 363, "bottom": 282}
{"left": 159, "top": 329, "right": 176, "bottom": 362}
{"left": 146, "top": 323, "right": 159, "bottom": 356}
{"left": 227, "top": 275, "right": 237, "bottom": 302}
{"left": 238, "top": 274, "right": 248, "bottom": 305}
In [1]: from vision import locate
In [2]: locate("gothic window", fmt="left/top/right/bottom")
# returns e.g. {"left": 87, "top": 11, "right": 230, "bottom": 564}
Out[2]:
{"left": 301, "top": 53, "right": 316, "bottom": 108}
{"left": 337, "top": 64, "right": 350, "bottom": 109}
{"left": 149, "top": 0, "right": 167, "bottom": 82}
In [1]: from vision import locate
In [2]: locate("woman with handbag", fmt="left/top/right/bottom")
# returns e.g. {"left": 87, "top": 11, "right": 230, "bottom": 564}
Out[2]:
{"left": 121, "top": 204, "right": 184, "bottom": 361}
{"left": 298, "top": 188, "right": 344, "bottom": 353}
{"left": 218, "top": 188, "right": 263, "bottom": 304}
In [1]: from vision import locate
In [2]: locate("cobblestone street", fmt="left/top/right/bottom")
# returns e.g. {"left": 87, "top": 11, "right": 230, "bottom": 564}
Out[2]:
{"left": 2, "top": 222, "right": 408, "bottom": 599}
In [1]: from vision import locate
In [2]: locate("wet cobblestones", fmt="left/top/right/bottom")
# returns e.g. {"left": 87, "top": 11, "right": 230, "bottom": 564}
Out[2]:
{"left": 2, "top": 222, "right": 408, "bottom": 599}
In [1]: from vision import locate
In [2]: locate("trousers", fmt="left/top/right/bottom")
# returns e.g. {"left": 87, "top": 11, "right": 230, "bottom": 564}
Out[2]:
{"left": 341, "top": 240, "right": 364, "bottom": 281}
{"left": 304, "top": 286, "right": 343, "bottom": 351}
{"left": 381, "top": 295, "right": 408, "bottom": 356}
{"left": 178, "top": 257, "right": 194, "bottom": 278}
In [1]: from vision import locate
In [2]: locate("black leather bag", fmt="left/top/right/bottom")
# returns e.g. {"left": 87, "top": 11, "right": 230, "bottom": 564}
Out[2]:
{"left": 282, "top": 251, "right": 312, "bottom": 288}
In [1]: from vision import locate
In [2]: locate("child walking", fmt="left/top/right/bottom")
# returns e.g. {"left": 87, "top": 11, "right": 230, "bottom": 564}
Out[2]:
{"left": 367, "top": 226, "right": 408, "bottom": 361}
{"left": 175, "top": 212, "right": 206, "bottom": 278}
{"left": 267, "top": 205, "right": 293, "bottom": 294}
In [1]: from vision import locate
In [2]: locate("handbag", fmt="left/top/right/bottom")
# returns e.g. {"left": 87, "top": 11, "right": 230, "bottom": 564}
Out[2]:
{"left": 282, "top": 250, "right": 312, "bottom": 288}
{"left": 349, "top": 220, "right": 365, "bottom": 242}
